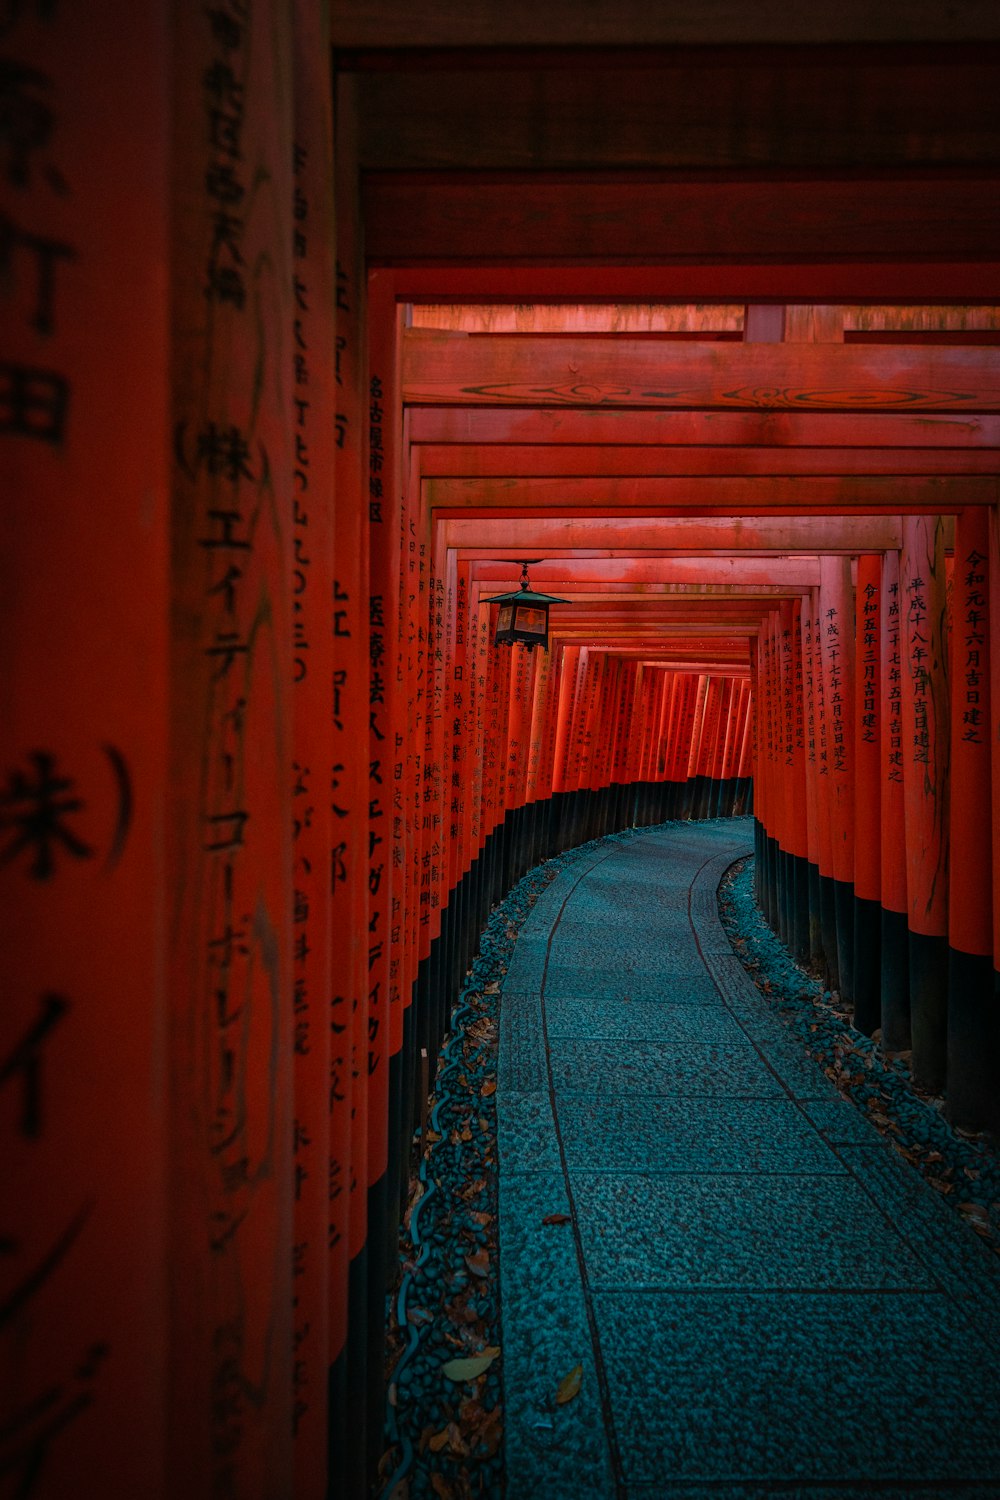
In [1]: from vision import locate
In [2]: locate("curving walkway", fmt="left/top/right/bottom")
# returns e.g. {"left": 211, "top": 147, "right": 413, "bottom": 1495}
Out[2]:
{"left": 497, "top": 819, "right": 1000, "bottom": 1499}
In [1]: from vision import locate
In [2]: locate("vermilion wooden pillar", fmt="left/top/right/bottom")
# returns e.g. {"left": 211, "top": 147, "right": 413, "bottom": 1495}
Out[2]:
{"left": 332, "top": 72, "right": 371, "bottom": 1496}
{"left": 900, "top": 515, "right": 950, "bottom": 1090}
{"left": 686, "top": 674, "right": 710, "bottom": 823}
{"left": 991, "top": 505, "right": 1000, "bottom": 1107}
{"left": 290, "top": 6, "right": 337, "bottom": 1488}
{"left": 762, "top": 620, "right": 781, "bottom": 930}
{"left": 787, "top": 600, "right": 810, "bottom": 962}
{"left": 947, "top": 508, "right": 996, "bottom": 1130}
{"left": 813, "top": 580, "right": 840, "bottom": 987}
{"left": 821, "top": 555, "right": 856, "bottom": 1003}
{"left": 169, "top": 3, "right": 294, "bottom": 1495}
{"left": 2, "top": 4, "right": 170, "bottom": 1493}
{"left": 737, "top": 684, "right": 754, "bottom": 814}
{"left": 880, "top": 548, "right": 910, "bottom": 1049}
{"left": 776, "top": 605, "right": 796, "bottom": 947}
{"left": 802, "top": 597, "right": 824, "bottom": 965}
{"left": 366, "top": 271, "right": 404, "bottom": 1469}
{"left": 853, "top": 556, "right": 882, "bottom": 1034}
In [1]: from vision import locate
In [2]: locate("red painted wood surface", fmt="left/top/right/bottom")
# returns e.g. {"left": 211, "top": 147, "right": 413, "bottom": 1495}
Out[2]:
{"left": 1, "top": 3, "right": 171, "bottom": 1492}
{"left": 403, "top": 331, "right": 1000, "bottom": 414}
{"left": 949, "top": 510, "right": 992, "bottom": 958}
{"left": 416, "top": 441, "right": 1000, "bottom": 480}
{"left": 425, "top": 472, "right": 991, "bottom": 514}
{"left": 412, "top": 406, "right": 1000, "bottom": 451}
{"left": 854, "top": 557, "right": 883, "bottom": 906}
{"left": 291, "top": 0, "right": 337, "bottom": 1475}
{"left": 901, "top": 516, "right": 951, "bottom": 939}
{"left": 367, "top": 275, "right": 404, "bottom": 1207}
{"left": 333, "top": 73, "right": 370, "bottom": 1280}
{"left": 992, "top": 510, "right": 1000, "bottom": 972}
{"left": 810, "top": 587, "right": 834, "bottom": 885}
{"left": 821, "top": 556, "right": 856, "bottom": 889}
{"left": 880, "top": 551, "right": 908, "bottom": 921}
{"left": 364, "top": 175, "right": 1000, "bottom": 266}
{"left": 168, "top": 3, "right": 295, "bottom": 1494}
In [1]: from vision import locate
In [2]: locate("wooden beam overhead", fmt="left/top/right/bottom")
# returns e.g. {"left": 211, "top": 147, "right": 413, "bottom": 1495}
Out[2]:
{"left": 355, "top": 51, "right": 1000, "bottom": 172}
{"left": 416, "top": 443, "right": 999, "bottom": 477}
{"left": 334, "top": 2, "right": 1000, "bottom": 49}
{"left": 364, "top": 174, "right": 1000, "bottom": 266}
{"left": 442, "top": 513, "right": 917, "bottom": 550}
{"left": 409, "top": 407, "right": 1000, "bottom": 448}
{"left": 470, "top": 557, "right": 822, "bottom": 583}
{"left": 391, "top": 264, "right": 1000, "bottom": 303}
{"left": 425, "top": 474, "right": 997, "bottom": 510}
{"left": 403, "top": 331, "right": 1000, "bottom": 413}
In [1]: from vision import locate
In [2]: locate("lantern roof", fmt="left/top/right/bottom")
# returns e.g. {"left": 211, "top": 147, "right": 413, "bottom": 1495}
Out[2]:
{"left": 481, "top": 585, "right": 569, "bottom": 607}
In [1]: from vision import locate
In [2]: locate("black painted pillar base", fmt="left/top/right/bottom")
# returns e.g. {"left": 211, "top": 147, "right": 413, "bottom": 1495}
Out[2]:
{"left": 947, "top": 948, "right": 1000, "bottom": 1133}
{"left": 908, "top": 928, "right": 948, "bottom": 1093}
{"left": 807, "top": 860, "right": 824, "bottom": 971}
{"left": 328, "top": 1343, "right": 350, "bottom": 1500}
{"left": 880, "top": 906, "right": 911, "bottom": 1051}
{"left": 366, "top": 1172, "right": 389, "bottom": 1477}
{"left": 386, "top": 1048, "right": 404, "bottom": 1258}
{"left": 852, "top": 894, "right": 881, "bottom": 1035}
{"left": 344, "top": 1247, "right": 369, "bottom": 1499}
{"left": 833, "top": 877, "right": 855, "bottom": 1007}
{"left": 776, "top": 845, "right": 790, "bottom": 946}
{"left": 819, "top": 873, "right": 840, "bottom": 991}
{"left": 792, "top": 853, "right": 811, "bottom": 966}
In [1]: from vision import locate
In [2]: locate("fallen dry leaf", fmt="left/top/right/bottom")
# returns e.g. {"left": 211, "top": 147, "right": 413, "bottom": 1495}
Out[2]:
{"left": 541, "top": 1213, "right": 571, "bottom": 1226}
{"left": 446, "top": 1421, "right": 468, "bottom": 1457}
{"left": 465, "top": 1249, "right": 490, "bottom": 1278}
{"left": 428, "top": 1428, "right": 450, "bottom": 1453}
{"left": 481, "top": 1079, "right": 497, "bottom": 1097}
{"left": 441, "top": 1347, "right": 500, "bottom": 1382}
{"left": 555, "top": 1363, "right": 583, "bottom": 1405}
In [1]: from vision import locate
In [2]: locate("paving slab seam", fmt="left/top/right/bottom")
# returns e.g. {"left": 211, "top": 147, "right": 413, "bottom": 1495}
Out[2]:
{"left": 500, "top": 822, "right": 1000, "bottom": 1496}
{"left": 687, "top": 846, "right": 1000, "bottom": 1350}
{"left": 534, "top": 838, "right": 633, "bottom": 1500}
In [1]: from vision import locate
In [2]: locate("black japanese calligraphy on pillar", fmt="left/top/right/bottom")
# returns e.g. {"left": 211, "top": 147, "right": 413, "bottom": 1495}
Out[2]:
{"left": 961, "top": 548, "right": 987, "bottom": 745}
{"left": 826, "top": 604, "right": 847, "bottom": 774}
{"left": 861, "top": 582, "right": 879, "bottom": 745}
{"left": 886, "top": 580, "right": 903, "bottom": 783}
{"left": 367, "top": 376, "right": 388, "bottom": 1068}
{"left": 804, "top": 611, "right": 816, "bottom": 772}
{"left": 814, "top": 611, "right": 828, "bottom": 778}
{"left": 173, "top": 2, "right": 296, "bottom": 1487}
{"left": 0, "top": 14, "right": 75, "bottom": 446}
{"left": 905, "top": 571, "right": 931, "bottom": 765}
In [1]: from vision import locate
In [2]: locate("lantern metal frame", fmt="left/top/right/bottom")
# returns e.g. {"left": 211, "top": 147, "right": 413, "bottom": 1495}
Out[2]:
{"left": 482, "top": 559, "right": 568, "bottom": 652}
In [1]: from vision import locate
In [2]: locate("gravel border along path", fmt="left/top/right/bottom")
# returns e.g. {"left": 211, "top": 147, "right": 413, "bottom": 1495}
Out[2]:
{"left": 378, "top": 833, "right": 1000, "bottom": 1500}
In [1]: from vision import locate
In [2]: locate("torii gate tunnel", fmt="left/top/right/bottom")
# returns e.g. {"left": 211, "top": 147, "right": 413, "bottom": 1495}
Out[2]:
{"left": 3, "top": 4, "right": 1000, "bottom": 1497}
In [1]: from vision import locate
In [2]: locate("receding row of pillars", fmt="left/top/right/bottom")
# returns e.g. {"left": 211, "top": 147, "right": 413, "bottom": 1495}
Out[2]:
{"left": 752, "top": 512, "right": 999, "bottom": 1134}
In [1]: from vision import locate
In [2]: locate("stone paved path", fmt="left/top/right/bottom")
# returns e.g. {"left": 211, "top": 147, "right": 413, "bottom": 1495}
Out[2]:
{"left": 496, "top": 819, "right": 1000, "bottom": 1499}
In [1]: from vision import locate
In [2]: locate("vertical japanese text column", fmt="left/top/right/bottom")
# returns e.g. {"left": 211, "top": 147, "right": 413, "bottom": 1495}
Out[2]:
{"left": 880, "top": 548, "right": 909, "bottom": 1049}
{"left": 291, "top": 3, "right": 338, "bottom": 1489}
{"left": 900, "top": 515, "right": 950, "bottom": 1090}
{"left": 332, "top": 68, "right": 370, "bottom": 1491}
{"left": 821, "top": 555, "right": 856, "bottom": 1003}
{"left": 948, "top": 509, "right": 995, "bottom": 1130}
{"left": 853, "top": 556, "right": 882, "bottom": 1034}
{"left": 366, "top": 272, "right": 404, "bottom": 1470}
{"left": 1, "top": 3, "right": 171, "bottom": 1494}
{"left": 168, "top": 3, "right": 294, "bottom": 1494}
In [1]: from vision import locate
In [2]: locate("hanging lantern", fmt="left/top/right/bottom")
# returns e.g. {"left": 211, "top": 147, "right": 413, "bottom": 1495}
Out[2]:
{"left": 483, "top": 559, "right": 568, "bottom": 653}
